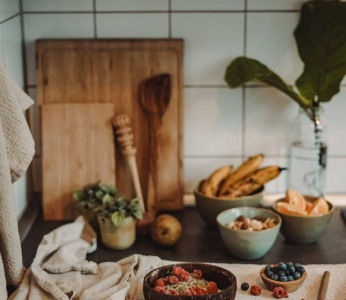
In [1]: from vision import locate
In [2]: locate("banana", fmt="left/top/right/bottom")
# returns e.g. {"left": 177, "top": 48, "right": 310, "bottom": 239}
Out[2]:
{"left": 218, "top": 154, "right": 264, "bottom": 196}
{"left": 200, "top": 165, "right": 233, "bottom": 197}
{"left": 223, "top": 166, "right": 286, "bottom": 198}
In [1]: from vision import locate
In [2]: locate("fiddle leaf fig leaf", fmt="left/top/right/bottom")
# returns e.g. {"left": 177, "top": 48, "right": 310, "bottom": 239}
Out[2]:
{"left": 294, "top": 1, "right": 346, "bottom": 102}
{"left": 225, "top": 57, "right": 311, "bottom": 108}
{"left": 111, "top": 212, "right": 125, "bottom": 227}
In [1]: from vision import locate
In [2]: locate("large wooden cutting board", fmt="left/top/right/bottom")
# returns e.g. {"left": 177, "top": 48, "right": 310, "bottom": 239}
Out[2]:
{"left": 42, "top": 103, "right": 116, "bottom": 220}
{"left": 37, "top": 39, "right": 184, "bottom": 211}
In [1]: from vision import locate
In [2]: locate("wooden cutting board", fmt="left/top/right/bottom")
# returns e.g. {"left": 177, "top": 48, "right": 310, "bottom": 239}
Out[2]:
{"left": 42, "top": 103, "right": 116, "bottom": 220}
{"left": 36, "top": 39, "right": 184, "bottom": 212}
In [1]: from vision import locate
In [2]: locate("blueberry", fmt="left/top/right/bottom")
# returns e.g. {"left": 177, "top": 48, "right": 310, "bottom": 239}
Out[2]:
{"left": 269, "top": 273, "right": 275, "bottom": 280}
{"left": 293, "top": 272, "right": 301, "bottom": 280}
{"left": 285, "top": 270, "right": 290, "bottom": 275}
{"left": 271, "top": 267, "right": 278, "bottom": 274}
{"left": 278, "top": 262, "right": 287, "bottom": 271}
{"left": 286, "top": 262, "right": 294, "bottom": 268}
{"left": 272, "top": 274, "right": 279, "bottom": 281}
{"left": 288, "top": 276, "right": 294, "bottom": 281}
{"left": 265, "top": 265, "right": 271, "bottom": 272}
{"left": 294, "top": 263, "right": 301, "bottom": 268}
{"left": 266, "top": 271, "right": 274, "bottom": 278}
{"left": 279, "top": 276, "right": 288, "bottom": 282}
{"left": 296, "top": 266, "right": 305, "bottom": 274}
{"left": 241, "top": 283, "right": 249, "bottom": 291}
{"left": 278, "top": 270, "right": 286, "bottom": 277}
{"left": 288, "top": 266, "right": 295, "bottom": 274}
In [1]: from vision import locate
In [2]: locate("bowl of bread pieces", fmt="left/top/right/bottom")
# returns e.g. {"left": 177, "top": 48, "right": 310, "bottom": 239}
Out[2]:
{"left": 194, "top": 154, "right": 286, "bottom": 228}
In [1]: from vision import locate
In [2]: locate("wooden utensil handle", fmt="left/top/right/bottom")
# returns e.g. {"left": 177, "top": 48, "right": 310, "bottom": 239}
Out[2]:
{"left": 318, "top": 271, "right": 330, "bottom": 300}
{"left": 126, "top": 155, "right": 145, "bottom": 212}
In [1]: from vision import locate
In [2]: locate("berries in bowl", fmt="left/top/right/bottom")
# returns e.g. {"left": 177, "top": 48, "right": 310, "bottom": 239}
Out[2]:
{"left": 143, "top": 263, "right": 237, "bottom": 299}
{"left": 260, "top": 262, "right": 307, "bottom": 293}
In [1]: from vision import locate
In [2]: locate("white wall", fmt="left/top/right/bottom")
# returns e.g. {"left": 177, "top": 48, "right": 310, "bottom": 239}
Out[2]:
{"left": 21, "top": 0, "right": 346, "bottom": 195}
{"left": 0, "top": 0, "right": 28, "bottom": 219}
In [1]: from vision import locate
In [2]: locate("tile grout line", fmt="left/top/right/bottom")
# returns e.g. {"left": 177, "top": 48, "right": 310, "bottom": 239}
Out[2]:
{"left": 93, "top": 0, "right": 97, "bottom": 38}
{"left": 0, "top": 12, "right": 21, "bottom": 25}
{"left": 241, "top": 0, "right": 248, "bottom": 162}
{"left": 19, "top": 0, "right": 28, "bottom": 93}
{"left": 168, "top": 0, "right": 172, "bottom": 38}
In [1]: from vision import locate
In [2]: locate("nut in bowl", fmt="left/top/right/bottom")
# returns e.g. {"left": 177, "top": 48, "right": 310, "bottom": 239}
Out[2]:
{"left": 217, "top": 207, "right": 281, "bottom": 260}
{"left": 260, "top": 263, "right": 307, "bottom": 293}
{"left": 273, "top": 189, "right": 334, "bottom": 244}
{"left": 143, "top": 263, "right": 237, "bottom": 300}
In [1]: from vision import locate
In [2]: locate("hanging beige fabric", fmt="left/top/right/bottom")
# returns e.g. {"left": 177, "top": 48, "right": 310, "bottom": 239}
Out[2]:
{"left": 0, "top": 61, "right": 35, "bottom": 299}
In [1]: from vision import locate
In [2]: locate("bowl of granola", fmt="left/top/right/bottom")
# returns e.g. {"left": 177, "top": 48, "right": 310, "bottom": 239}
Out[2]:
{"left": 217, "top": 207, "right": 281, "bottom": 260}
{"left": 143, "top": 263, "right": 237, "bottom": 299}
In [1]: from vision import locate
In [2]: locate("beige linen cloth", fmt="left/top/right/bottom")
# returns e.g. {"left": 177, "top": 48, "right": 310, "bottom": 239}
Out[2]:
{"left": 0, "top": 62, "right": 35, "bottom": 298}
{"left": 9, "top": 216, "right": 346, "bottom": 300}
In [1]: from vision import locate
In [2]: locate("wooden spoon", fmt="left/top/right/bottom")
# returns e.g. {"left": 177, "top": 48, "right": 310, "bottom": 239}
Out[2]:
{"left": 139, "top": 74, "right": 171, "bottom": 215}
{"left": 317, "top": 271, "right": 330, "bottom": 300}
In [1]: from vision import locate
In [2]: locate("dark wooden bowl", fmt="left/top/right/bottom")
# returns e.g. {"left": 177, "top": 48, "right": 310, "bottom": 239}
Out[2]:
{"left": 143, "top": 263, "right": 237, "bottom": 300}
{"left": 260, "top": 264, "right": 307, "bottom": 293}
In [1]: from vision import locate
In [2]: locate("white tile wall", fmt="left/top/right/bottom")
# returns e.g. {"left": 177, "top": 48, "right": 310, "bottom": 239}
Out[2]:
{"left": 0, "top": 24, "right": 6, "bottom": 68}
{"left": 4, "top": 16, "right": 24, "bottom": 88}
{"left": 247, "top": 13, "right": 303, "bottom": 86}
{"left": 247, "top": 0, "right": 304, "bottom": 10}
{"left": 96, "top": 13, "right": 169, "bottom": 38}
{"left": 15, "top": 1, "right": 346, "bottom": 196}
{"left": 171, "top": 0, "right": 244, "bottom": 11}
{"left": 245, "top": 87, "right": 298, "bottom": 156}
{"left": 23, "top": 14, "right": 94, "bottom": 85}
{"left": 0, "top": 0, "right": 19, "bottom": 22}
{"left": 184, "top": 88, "right": 242, "bottom": 156}
{"left": 28, "top": 88, "right": 40, "bottom": 155}
{"left": 23, "top": 0, "right": 93, "bottom": 12}
{"left": 96, "top": 0, "right": 169, "bottom": 11}
{"left": 172, "top": 13, "right": 244, "bottom": 85}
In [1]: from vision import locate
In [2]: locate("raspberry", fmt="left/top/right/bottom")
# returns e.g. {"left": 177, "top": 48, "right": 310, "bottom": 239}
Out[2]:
{"left": 153, "top": 287, "right": 165, "bottom": 293}
{"left": 273, "top": 287, "right": 288, "bottom": 299}
{"left": 189, "top": 287, "right": 199, "bottom": 295}
{"left": 154, "top": 279, "right": 165, "bottom": 287}
{"left": 193, "top": 269, "right": 202, "bottom": 279}
{"left": 161, "top": 276, "right": 169, "bottom": 284}
{"left": 179, "top": 271, "right": 190, "bottom": 282}
{"left": 197, "top": 287, "right": 207, "bottom": 295}
{"left": 207, "top": 281, "right": 218, "bottom": 294}
{"left": 168, "top": 276, "right": 180, "bottom": 284}
{"left": 250, "top": 285, "right": 262, "bottom": 296}
{"left": 173, "top": 267, "right": 184, "bottom": 276}
{"left": 180, "top": 289, "right": 192, "bottom": 296}
{"left": 166, "top": 289, "right": 178, "bottom": 295}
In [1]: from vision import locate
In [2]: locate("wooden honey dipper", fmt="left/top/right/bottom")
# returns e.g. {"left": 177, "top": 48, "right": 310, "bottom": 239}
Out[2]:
{"left": 113, "top": 114, "right": 145, "bottom": 212}
{"left": 113, "top": 114, "right": 155, "bottom": 234}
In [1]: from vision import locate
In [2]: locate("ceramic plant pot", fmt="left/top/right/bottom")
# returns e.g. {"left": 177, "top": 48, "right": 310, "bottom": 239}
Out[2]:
{"left": 78, "top": 205, "right": 99, "bottom": 231}
{"left": 98, "top": 215, "right": 136, "bottom": 250}
{"left": 217, "top": 207, "right": 281, "bottom": 260}
{"left": 194, "top": 180, "right": 264, "bottom": 228}
{"left": 272, "top": 196, "right": 334, "bottom": 244}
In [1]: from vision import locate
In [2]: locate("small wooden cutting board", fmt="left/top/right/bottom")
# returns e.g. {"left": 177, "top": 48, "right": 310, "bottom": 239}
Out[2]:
{"left": 42, "top": 103, "right": 116, "bottom": 220}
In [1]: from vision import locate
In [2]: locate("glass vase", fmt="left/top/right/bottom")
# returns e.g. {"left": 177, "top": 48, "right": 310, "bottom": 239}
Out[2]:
{"left": 288, "top": 107, "right": 327, "bottom": 197}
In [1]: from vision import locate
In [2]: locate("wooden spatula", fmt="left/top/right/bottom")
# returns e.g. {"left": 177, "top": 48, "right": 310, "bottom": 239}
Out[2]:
{"left": 139, "top": 74, "right": 171, "bottom": 215}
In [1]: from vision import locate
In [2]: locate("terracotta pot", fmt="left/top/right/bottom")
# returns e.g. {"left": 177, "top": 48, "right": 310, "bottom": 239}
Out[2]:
{"left": 78, "top": 205, "right": 99, "bottom": 231}
{"left": 97, "top": 214, "right": 136, "bottom": 250}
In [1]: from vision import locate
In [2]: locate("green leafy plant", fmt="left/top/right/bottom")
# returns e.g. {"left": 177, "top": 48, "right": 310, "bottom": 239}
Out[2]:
{"left": 73, "top": 181, "right": 143, "bottom": 227}
{"left": 225, "top": 0, "right": 346, "bottom": 115}
{"left": 95, "top": 197, "right": 143, "bottom": 227}
{"left": 73, "top": 181, "right": 116, "bottom": 210}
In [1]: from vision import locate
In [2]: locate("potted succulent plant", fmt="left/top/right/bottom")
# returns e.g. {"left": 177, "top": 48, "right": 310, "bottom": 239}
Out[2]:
{"left": 224, "top": 1, "right": 346, "bottom": 196}
{"left": 73, "top": 181, "right": 116, "bottom": 230}
{"left": 95, "top": 195, "right": 143, "bottom": 250}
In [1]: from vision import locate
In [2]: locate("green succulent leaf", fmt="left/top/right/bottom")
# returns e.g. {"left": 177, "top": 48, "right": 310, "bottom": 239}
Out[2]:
{"left": 111, "top": 211, "right": 125, "bottom": 227}
{"left": 225, "top": 57, "right": 311, "bottom": 108}
{"left": 102, "top": 194, "right": 114, "bottom": 204}
{"left": 108, "top": 185, "right": 117, "bottom": 194}
{"left": 294, "top": 1, "right": 346, "bottom": 102}
{"left": 132, "top": 208, "right": 143, "bottom": 220}
{"left": 93, "top": 205, "right": 104, "bottom": 212}
{"left": 72, "top": 191, "right": 84, "bottom": 201}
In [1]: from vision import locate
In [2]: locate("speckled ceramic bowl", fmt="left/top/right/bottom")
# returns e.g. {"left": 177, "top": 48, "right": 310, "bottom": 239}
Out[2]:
{"left": 194, "top": 180, "right": 264, "bottom": 228}
{"left": 217, "top": 207, "right": 281, "bottom": 260}
{"left": 143, "top": 263, "right": 237, "bottom": 300}
{"left": 272, "top": 196, "right": 334, "bottom": 244}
